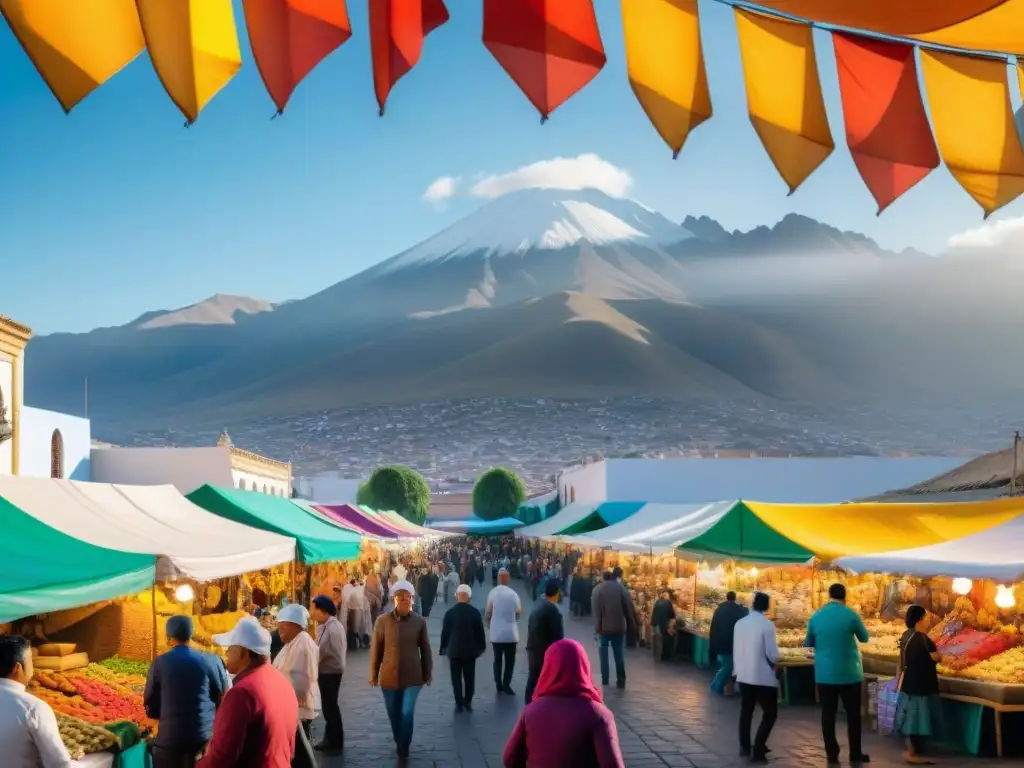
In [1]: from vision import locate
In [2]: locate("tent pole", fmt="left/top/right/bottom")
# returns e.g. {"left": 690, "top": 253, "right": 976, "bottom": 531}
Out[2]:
{"left": 151, "top": 583, "right": 158, "bottom": 661}
{"left": 692, "top": 569, "right": 698, "bottom": 620}
{"left": 290, "top": 560, "right": 297, "bottom": 603}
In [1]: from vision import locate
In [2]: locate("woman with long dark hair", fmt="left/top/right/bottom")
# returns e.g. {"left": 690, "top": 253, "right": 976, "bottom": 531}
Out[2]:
{"left": 895, "top": 604, "right": 941, "bottom": 764}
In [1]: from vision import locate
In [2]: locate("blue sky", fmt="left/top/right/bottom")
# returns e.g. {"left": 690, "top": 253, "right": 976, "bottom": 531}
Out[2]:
{"left": 1, "top": 0, "right": 1020, "bottom": 335}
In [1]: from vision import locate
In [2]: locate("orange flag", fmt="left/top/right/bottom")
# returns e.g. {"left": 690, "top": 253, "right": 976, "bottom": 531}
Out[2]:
{"left": 0, "top": 0, "right": 143, "bottom": 112}
{"left": 832, "top": 33, "right": 939, "bottom": 214}
{"left": 483, "top": 0, "right": 606, "bottom": 122}
{"left": 920, "top": 49, "right": 1024, "bottom": 217}
{"left": 244, "top": 0, "right": 352, "bottom": 114}
{"left": 370, "top": 0, "right": 449, "bottom": 116}
{"left": 734, "top": 9, "right": 833, "bottom": 194}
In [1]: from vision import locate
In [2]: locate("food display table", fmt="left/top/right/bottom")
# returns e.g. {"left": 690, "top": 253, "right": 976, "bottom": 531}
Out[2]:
{"left": 74, "top": 753, "right": 114, "bottom": 768}
{"left": 775, "top": 660, "right": 816, "bottom": 705}
{"left": 675, "top": 628, "right": 711, "bottom": 669}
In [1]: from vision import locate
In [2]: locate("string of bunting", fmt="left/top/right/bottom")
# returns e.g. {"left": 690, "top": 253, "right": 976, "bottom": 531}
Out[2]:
{"left": 3, "top": 0, "right": 1024, "bottom": 216}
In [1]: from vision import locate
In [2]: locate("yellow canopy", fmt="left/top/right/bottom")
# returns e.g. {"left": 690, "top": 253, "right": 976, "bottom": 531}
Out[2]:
{"left": 744, "top": 497, "right": 1024, "bottom": 563}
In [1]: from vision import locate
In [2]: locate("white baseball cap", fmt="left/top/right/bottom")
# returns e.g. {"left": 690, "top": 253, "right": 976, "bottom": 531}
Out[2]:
{"left": 276, "top": 604, "right": 309, "bottom": 627}
{"left": 456, "top": 584, "right": 472, "bottom": 598}
{"left": 391, "top": 579, "right": 416, "bottom": 597}
{"left": 212, "top": 616, "right": 272, "bottom": 656}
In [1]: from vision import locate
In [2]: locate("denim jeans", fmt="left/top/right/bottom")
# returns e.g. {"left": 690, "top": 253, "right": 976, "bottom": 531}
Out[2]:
{"left": 381, "top": 686, "right": 422, "bottom": 755}
{"left": 598, "top": 634, "right": 625, "bottom": 684}
{"left": 710, "top": 653, "right": 733, "bottom": 694}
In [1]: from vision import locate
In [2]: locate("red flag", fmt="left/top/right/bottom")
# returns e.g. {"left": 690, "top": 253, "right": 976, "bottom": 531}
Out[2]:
{"left": 244, "top": 0, "right": 352, "bottom": 113}
{"left": 370, "top": 0, "right": 449, "bottom": 115}
{"left": 833, "top": 32, "right": 939, "bottom": 214}
{"left": 483, "top": 0, "right": 606, "bottom": 122}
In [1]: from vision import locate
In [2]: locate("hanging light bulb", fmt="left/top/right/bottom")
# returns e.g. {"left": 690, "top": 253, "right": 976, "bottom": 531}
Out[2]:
{"left": 952, "top": 577, "right": 973, "bottom": 596}
{"left": 175, "top": 584, "right": 195, "bottom": 602}
{"left": 750, "top": 567, "right": 759, "bottom": 578}
{"left": 995, "top": 585, "right": 1016, "bottom": 609}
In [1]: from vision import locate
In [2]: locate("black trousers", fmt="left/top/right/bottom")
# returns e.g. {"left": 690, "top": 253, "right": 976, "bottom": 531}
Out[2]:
{"left": 739, "top": 683, "right": 778, "bottom": 759}
{"left": 421, "top": 600, "right": 433, "bottom": 618}
{"left": 819, "top": 682, "right": 864, "bottom": 760}
{"left": 449, "top": 657, "right": 476, "bottom": 706}
{"left": 492, "top": 642, "right": 516, "bottom": 689}
{"left": 151, "top": 743, "right": 205, "bottom": 768}
{"left": 524, "top": 649, "right": 544, "bottom": 704}
{"left": 318, "top": 671, "right": 344, "bottom": 747}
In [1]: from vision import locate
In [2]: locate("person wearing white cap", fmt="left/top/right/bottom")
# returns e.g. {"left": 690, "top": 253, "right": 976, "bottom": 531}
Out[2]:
{"left": 272, "top": 605, "right": 320, "bottom": 739}
{"left": 439, "top": 584, "right": 486, "bottom": 712}
{"left": 370, "top": 579, "right": 433, "bottom": 760}
{"left": 197, "top": 617, "right": 298, "bottom": 768}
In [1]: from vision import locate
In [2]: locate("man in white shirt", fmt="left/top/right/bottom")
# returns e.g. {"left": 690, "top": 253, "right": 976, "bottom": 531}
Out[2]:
{"left": 732, "top": 592, "right": 780, "bottom": 765}
{"left": 484, "top": 569, "right": 522, "bottom": 695}
{"left": 0, "top": 635, "right": 72, "bottom": 768}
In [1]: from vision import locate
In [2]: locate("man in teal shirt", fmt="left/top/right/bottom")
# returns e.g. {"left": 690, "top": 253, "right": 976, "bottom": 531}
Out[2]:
{"left": 804, "top": 583, "right": 870, "bottom": 765}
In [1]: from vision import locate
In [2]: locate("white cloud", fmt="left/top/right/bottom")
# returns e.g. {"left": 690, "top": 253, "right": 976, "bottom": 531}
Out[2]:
{"left": 422, "top": 176, "right": 459, "bottom": 203}
{"left": 946, "top": 217, "right": 1024, "bottom": 251}
{"left": 469, "top": 154, "right": 634, "bottom": 199}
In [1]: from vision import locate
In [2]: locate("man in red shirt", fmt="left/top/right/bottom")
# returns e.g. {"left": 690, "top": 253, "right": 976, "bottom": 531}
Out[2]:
{"left": 198, "top": 617, "right": 298, "bottom": 768}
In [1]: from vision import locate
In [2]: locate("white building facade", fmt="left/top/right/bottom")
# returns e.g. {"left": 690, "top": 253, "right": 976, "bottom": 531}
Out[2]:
{"left": 92, "top": 431, "right": 291, "bottom": 496}
{"left": 0, "top": 315, "right": 93, "bottom": 479}
{"left": 556, "top": 456, "right": 967, "bottom": 506}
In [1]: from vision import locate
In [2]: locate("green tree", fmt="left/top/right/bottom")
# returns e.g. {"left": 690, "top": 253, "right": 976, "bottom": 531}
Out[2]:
{"left": 365, "top": 466, "right": 431, "bottom": 525}
{"left": 473, "top": 467, "right": 526, "bottom": 522}
{"left": 356, "top": 481, "right": 375, "bottom": 507}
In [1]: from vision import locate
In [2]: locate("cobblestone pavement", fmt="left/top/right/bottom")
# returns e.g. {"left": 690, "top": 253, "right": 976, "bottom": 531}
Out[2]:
{"left": 317, "top": 581, "right": 1015, "bottom": 767}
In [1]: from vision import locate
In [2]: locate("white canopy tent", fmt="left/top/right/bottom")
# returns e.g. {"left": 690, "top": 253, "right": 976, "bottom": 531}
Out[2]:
{"left": 0, "top": 477, "right": 296, "bottom": 581}
{"left": 559, "top": 502, "right": 736, "bottom": 554}
{"left": 514, "top": 502, "right": 599, "bottom": 538}
{"left": 836, "top": 514, "right": 1024, "bottom": 581}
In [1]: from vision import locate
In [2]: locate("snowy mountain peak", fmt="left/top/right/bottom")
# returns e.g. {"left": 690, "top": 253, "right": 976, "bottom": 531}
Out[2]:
{"left": 380, "top": 188, "right": 694, "bottom": 273}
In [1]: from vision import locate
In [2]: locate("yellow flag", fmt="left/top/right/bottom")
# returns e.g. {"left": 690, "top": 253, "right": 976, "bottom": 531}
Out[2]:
{"left": 136, "top": 0, "right": 242, "bottom": 123}
{"left": 622, "top": 0, "right": 711, "bottom": 158}
{"left": 0, "top": 0, "right": 143, "bottom": 112}
{"left": 734, "top": 9, "right": 833, "bottom": 194}
{"left": 920, "top": 50, "right": 1024, "bottom": 218}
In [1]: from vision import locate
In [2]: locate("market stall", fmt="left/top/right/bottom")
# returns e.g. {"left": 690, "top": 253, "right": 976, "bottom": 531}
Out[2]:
{"left": 0, "top": 488, "right": 155, "bottom": 625}
{"left": 0, "top": 476, "right": 297, "bottom": 582}
{"left": 427, "top": 517, "right": 524, "bottom": 535}
{"left": 364, "top": 506, "right": 444, "bottom": 538}
{"left": 311, "top": 502, "right": 403, "bottom": 539}
{"left": 554, "top": 501, "right": 646, "bottom": 536}
{"left": 514, "top": 501, "right": 599, "bottom": 538}
{"left": 187, "top": 484, "right": 362, "bottom": 564}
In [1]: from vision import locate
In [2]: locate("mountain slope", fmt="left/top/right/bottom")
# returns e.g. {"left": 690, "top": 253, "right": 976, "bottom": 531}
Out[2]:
{"left": 22, "top": 187, "right": 1023, "bottom": 430}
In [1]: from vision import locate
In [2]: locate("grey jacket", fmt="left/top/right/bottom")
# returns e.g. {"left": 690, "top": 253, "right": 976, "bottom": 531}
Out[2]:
{"left": 592, "top": 580, "right": 636, "bottom": 637}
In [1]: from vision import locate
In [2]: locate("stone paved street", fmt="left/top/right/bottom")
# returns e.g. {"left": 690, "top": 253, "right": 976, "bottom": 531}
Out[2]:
{"left": 316, "top": 581, "right": 1018, "bottom": 767}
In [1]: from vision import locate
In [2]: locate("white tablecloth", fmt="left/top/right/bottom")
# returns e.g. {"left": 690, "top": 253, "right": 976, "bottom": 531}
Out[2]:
{"left": 73, "top": 752, "right": 115, "bottom": 768}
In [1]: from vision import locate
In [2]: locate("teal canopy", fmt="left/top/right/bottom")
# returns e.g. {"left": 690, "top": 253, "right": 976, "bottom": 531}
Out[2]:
{"left": 555, "top": 502, "right": 645, "bottom": 536}
{"left": 0, "top": 495, "right": 156, "bottom": 624}
{"left": 187, "top": 485, "right": 362, "bottom": 565}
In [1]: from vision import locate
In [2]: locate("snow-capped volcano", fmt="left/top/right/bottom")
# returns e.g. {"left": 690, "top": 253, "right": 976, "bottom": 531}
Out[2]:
{"left": 379, "top": 188, "right": 694, "bottom": 273}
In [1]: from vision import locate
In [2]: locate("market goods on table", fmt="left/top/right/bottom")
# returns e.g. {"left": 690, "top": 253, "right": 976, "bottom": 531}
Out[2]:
{"left": 57, "top": 714, "right": 119, "bottom": 760}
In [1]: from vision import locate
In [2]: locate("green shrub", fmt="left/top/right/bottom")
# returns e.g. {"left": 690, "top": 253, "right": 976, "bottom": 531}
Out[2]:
{"left": 364, "top": 466, "right": 430, "bottom": 525}
{"left": 473, "top": 468, "right": 526, "bottom": 522}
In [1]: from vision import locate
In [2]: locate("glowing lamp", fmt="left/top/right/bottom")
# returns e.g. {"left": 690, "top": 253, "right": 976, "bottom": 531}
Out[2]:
{"left": 750, "top": 567, "right": 759, "bottom": 578}
{"left": 952, "top": 578, "right": 973, "bottom": 596}
{"left": 175, "top": 584, "right": 195, "bottom": 602}
{"left": 995, "top": 585, "right": 1016, "bottom": 609}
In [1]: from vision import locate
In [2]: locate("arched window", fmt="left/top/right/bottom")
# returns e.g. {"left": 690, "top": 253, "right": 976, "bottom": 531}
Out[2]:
{"left": 570, "top": 486, "right": 576, "bottom": 503}
{"left": 262, "top": 483, "right": 268, "bottom": 494}
{"left": 238, "top": 477, "right": 245, "bottom": 489}
{"left": 50, "top": 430, "right": 64, "bottom": 479}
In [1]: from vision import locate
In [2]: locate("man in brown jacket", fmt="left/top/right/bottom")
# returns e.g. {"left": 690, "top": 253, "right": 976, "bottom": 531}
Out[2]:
{"left": 592, "top": 571, "right": 636, "bottom": 689}
{"left": 369, "top": 579, "right": 432, "bottom": 760}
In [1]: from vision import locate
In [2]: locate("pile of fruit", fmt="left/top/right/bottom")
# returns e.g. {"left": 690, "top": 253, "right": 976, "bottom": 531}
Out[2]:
{"left": 29, "top": 661, "right": 157, "bottom": 756}
{"left": 56, "top": 714, "right": 119, "bottom": 760}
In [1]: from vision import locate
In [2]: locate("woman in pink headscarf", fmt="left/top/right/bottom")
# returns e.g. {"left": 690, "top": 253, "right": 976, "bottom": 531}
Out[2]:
{"left": 502, "top": 639, "right": 625, "bottom": 768}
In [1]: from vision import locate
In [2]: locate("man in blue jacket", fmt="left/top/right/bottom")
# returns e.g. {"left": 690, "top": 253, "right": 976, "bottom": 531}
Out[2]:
{"left": 145, "top": 615, "right": 230, "bottom": 768}
{"left": 805, "top": 583, "right": 871, "bottom": 765}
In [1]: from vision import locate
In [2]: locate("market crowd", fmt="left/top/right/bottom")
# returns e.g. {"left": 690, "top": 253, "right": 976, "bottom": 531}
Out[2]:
{"left": 1, "top": 533, "right": 941, "bottom": 767}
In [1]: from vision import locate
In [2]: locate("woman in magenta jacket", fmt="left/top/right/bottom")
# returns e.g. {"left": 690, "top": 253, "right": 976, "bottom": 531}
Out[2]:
{"left": 502, "top": 639, "right": 625, "bottom": 768}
